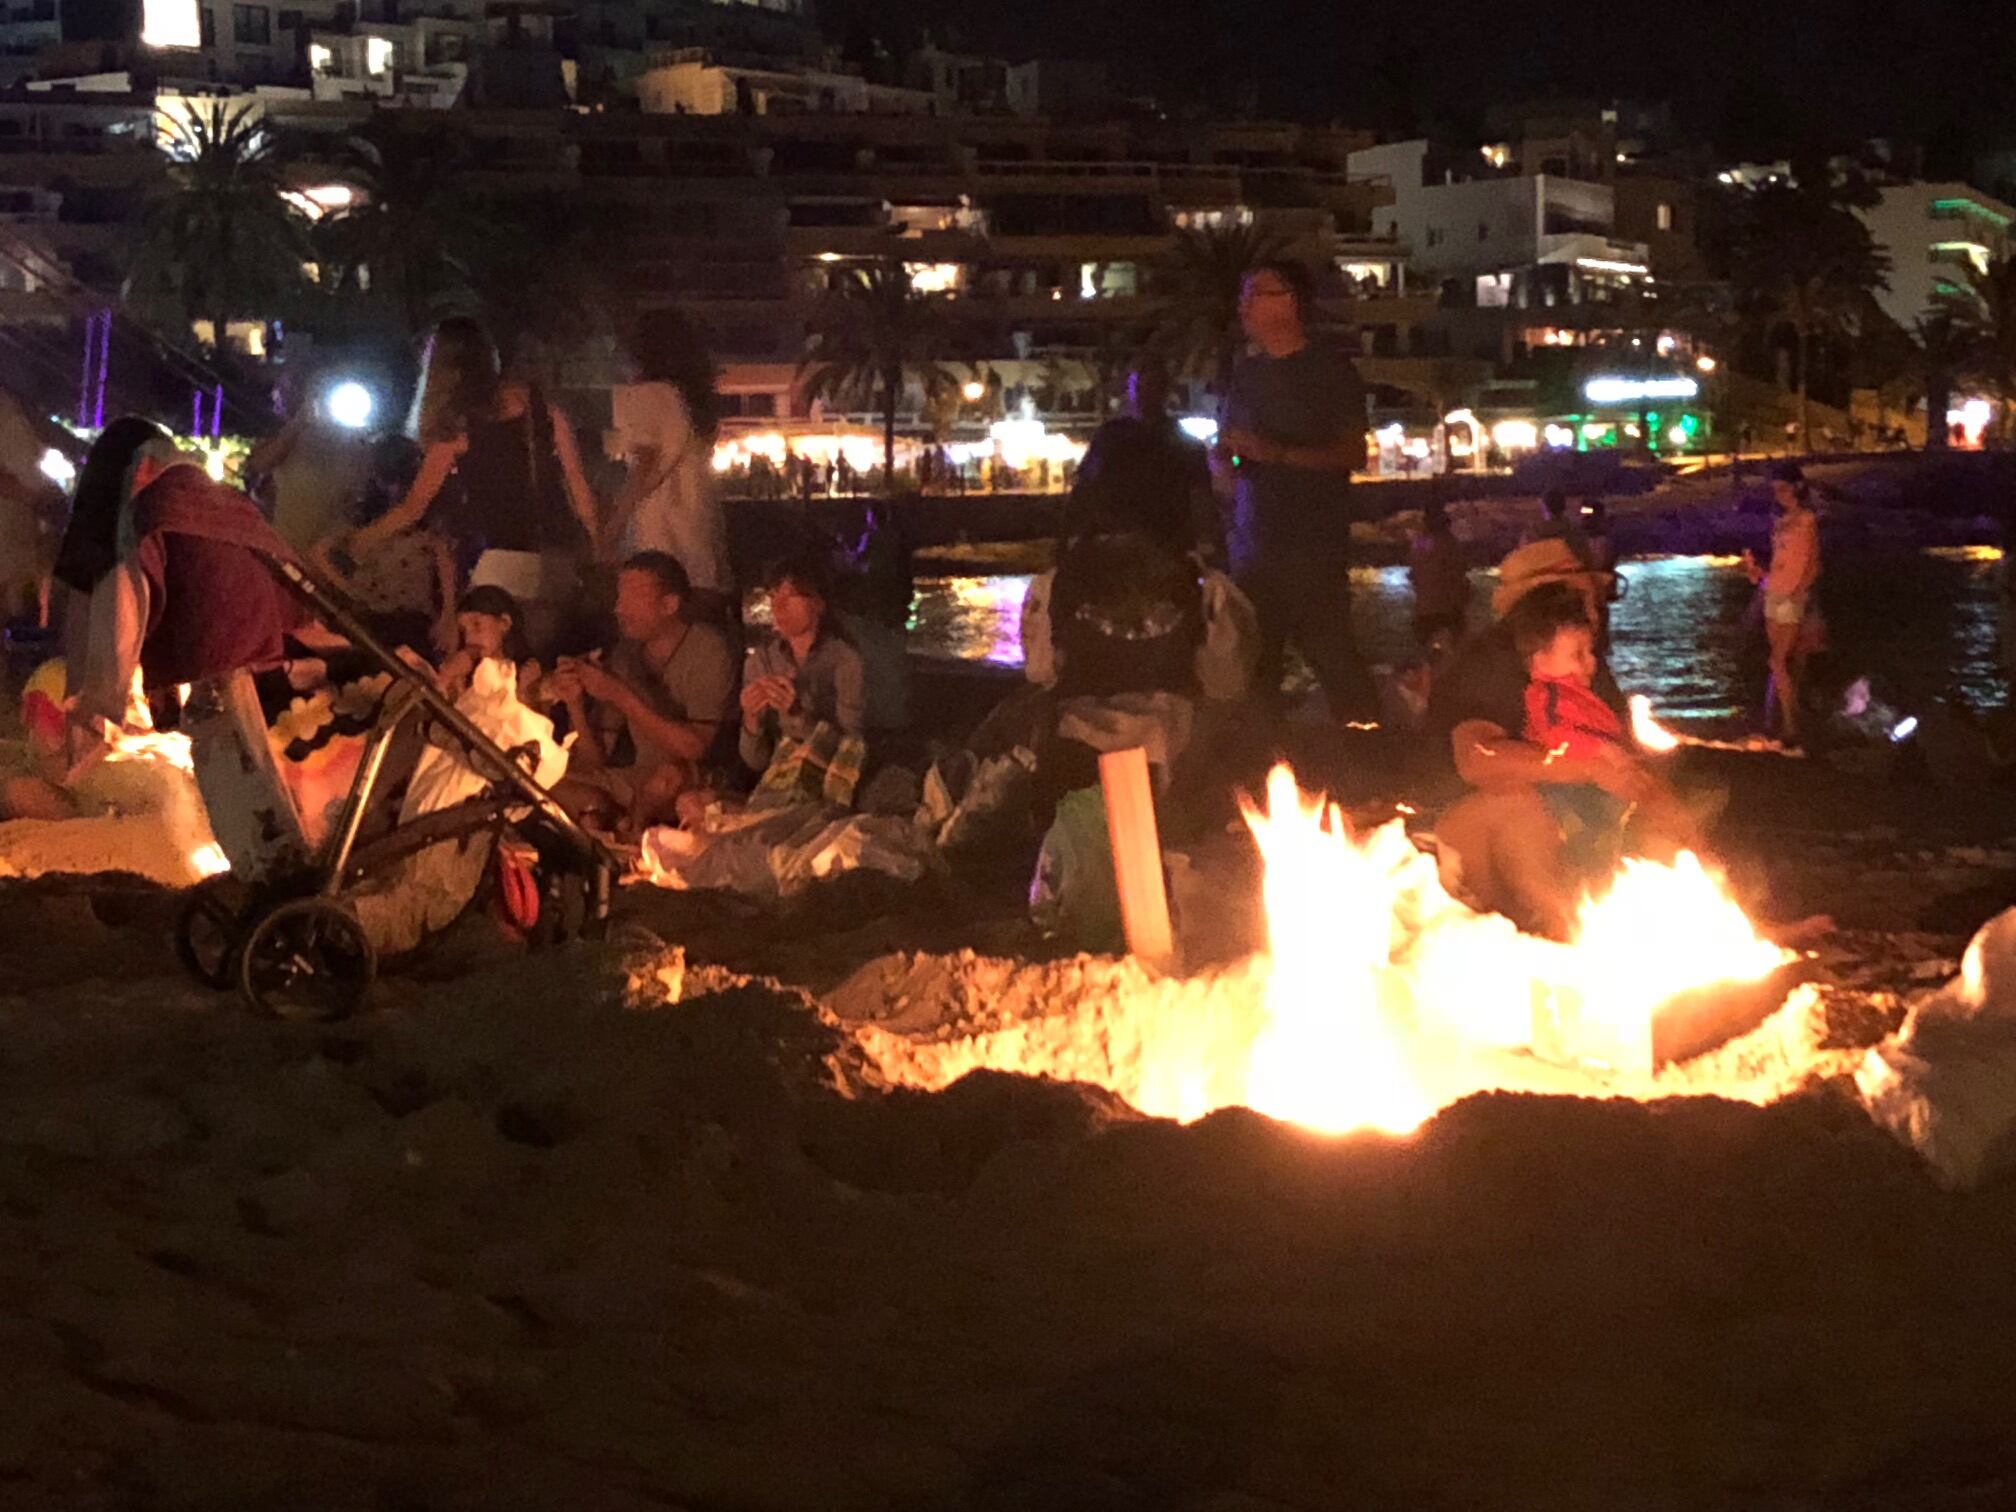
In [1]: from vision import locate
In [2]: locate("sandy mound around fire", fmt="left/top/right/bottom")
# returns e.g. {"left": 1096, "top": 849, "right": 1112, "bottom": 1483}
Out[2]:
{"left": 833, "top": 946, "right": 1870, "bottom": 1131}
{"left": 8, "top": 930, "right": 2015, "bottom": 1511}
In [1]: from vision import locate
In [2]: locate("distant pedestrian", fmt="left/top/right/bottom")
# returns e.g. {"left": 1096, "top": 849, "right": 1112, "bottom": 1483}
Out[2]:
{"left": 1408, "top": 499, "right": 1469, "bottom": 652}
{"left": 1523, "top": 488, "right": 1592, "bottom": 564}
{"left": 1743, "top": 461, "right": 1823, "bottom": 748}
{"left": 1213, "top": 260, "right": 1376, "bottom": 720}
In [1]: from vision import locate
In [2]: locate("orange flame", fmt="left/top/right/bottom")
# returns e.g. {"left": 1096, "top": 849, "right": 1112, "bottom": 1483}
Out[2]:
{"left": 859, "top": 766, "right": 1804, "bottom": 1138}
{"left": 1629, "top": 694, "right": 1680, "bottom": 753}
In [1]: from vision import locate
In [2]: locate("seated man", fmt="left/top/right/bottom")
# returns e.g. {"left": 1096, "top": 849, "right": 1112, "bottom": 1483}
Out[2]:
{"left": 550, "top": 551, "right": 737, "bottom": 835}
{"left": 1425, "top": 541, "right": 1686, "bottom": 939}
{"left": 739, "top": 550, "right": 867, "bottom": 775}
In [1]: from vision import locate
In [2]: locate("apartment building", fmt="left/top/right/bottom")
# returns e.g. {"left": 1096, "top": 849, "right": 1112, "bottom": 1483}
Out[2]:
{"left": 1858, "top": 182, "right": 2016, "bottom": 331}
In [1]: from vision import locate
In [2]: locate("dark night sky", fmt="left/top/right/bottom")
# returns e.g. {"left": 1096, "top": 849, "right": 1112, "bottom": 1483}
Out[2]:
{"left": 823, "top": 0, "right": 2010, "bottom": 155}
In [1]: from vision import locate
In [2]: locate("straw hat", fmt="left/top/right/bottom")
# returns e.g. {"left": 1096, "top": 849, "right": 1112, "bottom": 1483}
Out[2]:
{"left": 1491, "top": 538, "right": 1616, "bottom": 618}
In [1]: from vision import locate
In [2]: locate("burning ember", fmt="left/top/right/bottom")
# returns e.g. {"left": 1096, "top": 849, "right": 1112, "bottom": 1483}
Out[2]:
{"left": 858, "top": 766, "right": 1816, "bottom": 1137}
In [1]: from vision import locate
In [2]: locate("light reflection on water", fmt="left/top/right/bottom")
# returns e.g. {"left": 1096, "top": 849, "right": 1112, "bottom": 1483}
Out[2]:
{"left": 909, "top": 551, "right": 2010, "bottom": 732}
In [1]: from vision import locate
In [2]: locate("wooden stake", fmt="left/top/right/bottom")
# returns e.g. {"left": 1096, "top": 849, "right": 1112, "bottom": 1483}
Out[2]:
{"left": 1098, "top": 746, "right": 1174, "bottom": 972}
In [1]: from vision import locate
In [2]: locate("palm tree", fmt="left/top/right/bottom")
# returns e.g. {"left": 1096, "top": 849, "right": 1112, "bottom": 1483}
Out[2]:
{"left": 313, "top": 121, "right": 489, "bottom": 339}
{"left": 126, "top": 101, "right": 311, "bottom": 356}
{"left": 798, "top": 258, "right": 963, "bottom": 489}
{"left": 1728, "top": 184, "right": 1890, "bottom": 452}
{"left": 1912, "top": 307, "right": 1975, "bottom": 449}
{"left": 1946, "top": 254, "right": 2016, "bottom": 443}
{"left": 1152, "top": 223, "right": 1290, "bottom": 397}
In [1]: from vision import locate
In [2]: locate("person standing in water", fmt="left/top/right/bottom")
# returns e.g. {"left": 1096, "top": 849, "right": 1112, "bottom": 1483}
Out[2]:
{"left": 1744, "top": 461, "right": 1822, "bottom": 748}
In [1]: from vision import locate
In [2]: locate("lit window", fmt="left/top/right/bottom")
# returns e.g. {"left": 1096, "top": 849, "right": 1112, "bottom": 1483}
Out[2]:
{"left": 365, "top": 34, "right": 393, "bottom": 75}
{"left": 904, "top": 262, "right": 960, "bottom": 294}
{"left": 1656, "top": 202, "right": 1673, "bottom": 231}
{"left": 307, "top": 40, "right": 331, "bottom": 70}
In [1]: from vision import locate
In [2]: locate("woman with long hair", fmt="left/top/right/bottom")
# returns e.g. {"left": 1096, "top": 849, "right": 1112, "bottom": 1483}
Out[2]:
{"left": 607, "top": 305, "right": 731, "bottom": 599}
{"left": 344, "top": 316, "right": 601, "bottom": 658}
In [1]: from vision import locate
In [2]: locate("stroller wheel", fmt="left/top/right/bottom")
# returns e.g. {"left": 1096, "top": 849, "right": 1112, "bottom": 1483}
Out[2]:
{"left": 176, "top": 875, "right": 252, "bottom": 991}
{"left": 239, "top": 899, "right": 377, "bottom": 1022}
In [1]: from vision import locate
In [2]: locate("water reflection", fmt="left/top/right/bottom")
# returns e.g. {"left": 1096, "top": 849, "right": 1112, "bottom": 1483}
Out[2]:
{"left": 909, "top": 550, "right": 2010, "bottom": 732}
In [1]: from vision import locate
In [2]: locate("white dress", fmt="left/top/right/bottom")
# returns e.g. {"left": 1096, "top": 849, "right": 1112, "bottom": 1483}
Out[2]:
{"left": 610, "top": 381, "right": 730, "bottom": 592}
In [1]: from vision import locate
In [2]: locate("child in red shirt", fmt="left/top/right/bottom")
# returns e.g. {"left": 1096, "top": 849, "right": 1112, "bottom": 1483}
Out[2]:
{"left": 1519, "top": 609, "right": 1637, "bottom": 876}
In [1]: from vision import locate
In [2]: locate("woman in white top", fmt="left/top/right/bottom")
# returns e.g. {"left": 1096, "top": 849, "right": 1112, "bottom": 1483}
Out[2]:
{"left": 607, "top": 307, "right": 730, "bottom": 597}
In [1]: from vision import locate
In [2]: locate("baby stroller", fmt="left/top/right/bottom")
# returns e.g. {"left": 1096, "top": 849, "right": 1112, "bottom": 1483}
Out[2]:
{"left": 175, "top": 557, "right": 618, "bottom": 1021}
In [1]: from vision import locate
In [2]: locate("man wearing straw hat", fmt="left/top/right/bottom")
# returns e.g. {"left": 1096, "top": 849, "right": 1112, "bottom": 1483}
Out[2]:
{"left": 1424, "top": 538, "right": 1665, "bottom": 936}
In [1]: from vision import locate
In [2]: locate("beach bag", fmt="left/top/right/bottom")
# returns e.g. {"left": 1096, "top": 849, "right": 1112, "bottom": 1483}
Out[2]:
{"left": 750, "top": 720, "right": 868, "bottom": 811}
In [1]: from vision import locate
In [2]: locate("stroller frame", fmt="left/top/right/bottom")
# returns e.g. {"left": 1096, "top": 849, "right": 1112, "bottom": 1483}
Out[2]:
{"left": 176, "top": 556, "right": 619, "bottom": 1019}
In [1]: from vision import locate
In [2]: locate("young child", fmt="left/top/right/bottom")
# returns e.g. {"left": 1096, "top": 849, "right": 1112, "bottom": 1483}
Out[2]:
{"left": 436, "top": 584, "right": 540, "bottom": 705}
{"left": 1517, "top": 597, "right": 1649, "bottom": 879}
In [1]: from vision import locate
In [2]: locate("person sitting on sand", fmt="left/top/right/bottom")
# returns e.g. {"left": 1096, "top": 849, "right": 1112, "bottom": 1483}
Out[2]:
{"left": 550, "top": 551, "right": 737, "bottom": 836}
{"left": 1426, "top": 540, "right": 1693, "bottom": 938}
{"left": 738, "top": 550, "right": 866, "bottom": 775}
{"left": 435, "top": 584, "right": 539, "bottom": 706}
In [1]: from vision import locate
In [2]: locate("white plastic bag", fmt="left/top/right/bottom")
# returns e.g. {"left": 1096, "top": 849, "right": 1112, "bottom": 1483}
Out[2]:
{"left": 1194, "top": 570, "right": 1260, "bottom": 702}
{"left": 1857, "top": 907, "right": 2016, "bottom": 1188}
{"left": 1020, "top": 569, "right": 1058, "bottom": 687}
{"left": 401, "top": 658, "right": 566, "bottom": 821}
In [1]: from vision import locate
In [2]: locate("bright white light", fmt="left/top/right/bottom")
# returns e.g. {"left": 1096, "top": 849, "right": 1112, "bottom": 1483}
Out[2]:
{"left": 961, "top": 379, "right": 986, "bottom": 402}
{"left": 1961, "top": 398, "right": 1993, "bottom": 430}
{"left": 308, "top": 42, "right": 333, "bottom": 73}
{"left": 905, "top": 262, "right": 960, "bottom": 294}
{"left": 1442, "top": 407, "right": 1479, "bottom": 431}
{"left": 141, "top": 0, "right": 201, "bottom": 48}
{"left": 1492, "top": 419, "right": 1539, "bottom": 450}
{"left": 1667, "top": 424, "right": 1689, "bottom": 446}
{"left": 1376, "top": 423, "right": 1406, "bottom": 443}
{"left": 1584, "top": 375, "right": 1700, "bottom": 405}
{"left": 815, "top": 252, "right": 842, "bottom": 263}
{"left": 1543, "top": 423, "right": 1575, "bottom": 449}
{"left": 365, "top": 35, "right": 395, "bottom": 75}
{"left": 38, "top": 448, "right": 74, "bottom": 486}
{"left": 1576, "top": 257, "right": 1650, "bottom": 276}
{"left": 325, "top": 380, "right": 375, "bottom": 430}
{"left": 1890, "top": 717, "right": 1919, "bottom": 743}
{"left": 1178, "top": 416, "right": 1219, "bottom": 444}
{"left": 1696, "top": 355, "right": 1717, "bottom": 373}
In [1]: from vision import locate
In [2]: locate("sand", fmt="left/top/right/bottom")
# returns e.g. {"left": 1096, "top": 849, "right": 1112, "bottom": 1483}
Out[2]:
{"left": 4, "top": 741, "right": 2016, "bottom": 1507}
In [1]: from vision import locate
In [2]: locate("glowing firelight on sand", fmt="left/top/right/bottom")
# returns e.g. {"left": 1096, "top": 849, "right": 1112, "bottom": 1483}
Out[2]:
{"left": 858, "top": 765, "right": 1805, "bottom": 1138}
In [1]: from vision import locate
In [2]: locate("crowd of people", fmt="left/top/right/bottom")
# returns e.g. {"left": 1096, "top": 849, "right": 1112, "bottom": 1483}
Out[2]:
{"left": 0, "top": 262, "right": 1842, "bottom": 951}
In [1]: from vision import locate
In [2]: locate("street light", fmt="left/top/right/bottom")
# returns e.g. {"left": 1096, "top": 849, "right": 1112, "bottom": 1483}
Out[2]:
{"left": 961, "top": 379, "right": 986, "bottom": 403}
{"left": 323, "top": 380, "right": 376, "bottom": 430}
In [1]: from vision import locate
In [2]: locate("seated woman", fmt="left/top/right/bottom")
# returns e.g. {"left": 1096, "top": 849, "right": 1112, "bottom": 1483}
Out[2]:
{"left": 738, "top": 549, "right": 867, "bottom": 777}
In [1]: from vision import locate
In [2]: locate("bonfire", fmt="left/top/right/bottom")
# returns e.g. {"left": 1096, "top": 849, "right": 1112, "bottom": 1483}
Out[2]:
{"left": 858, "top": 764, "right": 1842, "bottom": 1137}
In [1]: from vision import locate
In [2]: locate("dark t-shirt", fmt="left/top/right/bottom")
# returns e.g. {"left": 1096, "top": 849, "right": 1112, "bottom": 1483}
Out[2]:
{"left": 1219, "top": 344, "right": 1366, "bottom": 565}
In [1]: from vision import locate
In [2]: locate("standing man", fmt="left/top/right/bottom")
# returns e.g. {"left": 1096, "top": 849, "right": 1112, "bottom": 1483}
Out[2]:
{"left": 1215, "top": 261, "right": 1376, "bottom": 721}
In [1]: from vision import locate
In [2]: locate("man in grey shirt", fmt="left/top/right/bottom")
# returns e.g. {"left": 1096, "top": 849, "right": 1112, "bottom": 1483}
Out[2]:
{"left": 551, "top": 551, "right": 737, "bottom": 833}
{"left": 1216, "top": 260, "right": 1377, "bottom": 721}
{"left": 740, "top": 551, "right": 868, "bottom": 772}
